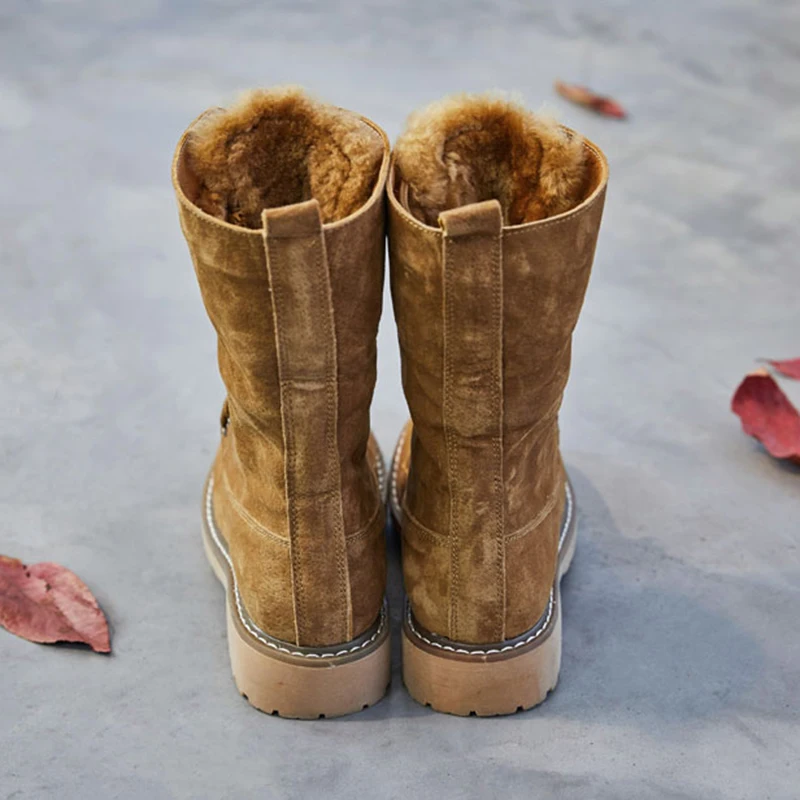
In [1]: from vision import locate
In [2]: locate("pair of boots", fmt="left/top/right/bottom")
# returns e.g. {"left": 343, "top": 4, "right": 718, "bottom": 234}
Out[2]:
{"left": 172, "top": 88, "right": 608, "bottom": 719}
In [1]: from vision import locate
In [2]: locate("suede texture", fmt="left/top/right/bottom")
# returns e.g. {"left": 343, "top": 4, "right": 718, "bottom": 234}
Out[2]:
{"left": 173, "top": 93, "right": 389, "bottom": 647}
{"left": 389, "top": 99, "right": 608, "bottom": 644}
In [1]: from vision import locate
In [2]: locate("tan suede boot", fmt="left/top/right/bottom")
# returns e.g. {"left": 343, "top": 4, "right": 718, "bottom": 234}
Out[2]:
{"left": 172, "top": 89, "right": 391, "bottom": 718}
{"left": 387, "top": 95, "right": 608, "bottom": 715}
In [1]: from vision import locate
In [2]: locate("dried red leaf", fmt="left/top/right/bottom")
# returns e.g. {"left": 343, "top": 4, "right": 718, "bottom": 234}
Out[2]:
{"left": 731, "top": 369, "right": 800, "bottom": 464}
{"left": 763, "top": 358, "right": 800, "bottom": 380}
{"left": 0, "top": 556, "right": 110, "bottom": 653}
{"left": 554, "top": 80, "right": 627, "bottom": 119}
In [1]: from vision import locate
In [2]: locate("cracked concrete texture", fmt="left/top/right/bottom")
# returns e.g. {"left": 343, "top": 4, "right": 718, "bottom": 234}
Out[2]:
{"left": 1, "top": 1, "right": 798, "bottom": 798}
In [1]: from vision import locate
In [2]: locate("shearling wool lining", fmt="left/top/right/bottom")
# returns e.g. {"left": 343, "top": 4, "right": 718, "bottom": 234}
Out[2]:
{"left": 393, "top": 94, "right": 591, "bottom": 227}
{"left": 182, "top": 87, "right": 384, "bottom": 227}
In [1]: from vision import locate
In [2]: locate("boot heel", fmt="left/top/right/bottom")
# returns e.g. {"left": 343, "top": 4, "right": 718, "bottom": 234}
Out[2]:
{"left": 226, "top": 598, "right": 391, "bottom": 720}
{"left": 402, "top": 516, "right": 576, "bottom": 717}
{"left": 202, "top": 480, "right": 391, "bottom": 719}
{"left": 401, "top": 603, "right": 561, "bottom": 717}
{"left": 395, "top": 440, "right": 578, "bottom": 717}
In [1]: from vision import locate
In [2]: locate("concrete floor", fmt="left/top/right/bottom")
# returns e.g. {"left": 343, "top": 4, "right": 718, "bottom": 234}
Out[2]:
{"left": 2, "top": 1, "right": 799, "bottom": 798}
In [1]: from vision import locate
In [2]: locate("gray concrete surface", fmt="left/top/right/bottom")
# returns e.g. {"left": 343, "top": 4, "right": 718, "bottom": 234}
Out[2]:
{"left": 2, "top": 1, "right": 799, "bottom": 798}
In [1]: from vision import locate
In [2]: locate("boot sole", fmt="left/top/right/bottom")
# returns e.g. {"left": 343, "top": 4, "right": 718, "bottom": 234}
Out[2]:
{"left": 201, "top": 476, "right": 391, "bottom": 719}
{"left": 396, "top": 473, "right": 576, "bottom": 717}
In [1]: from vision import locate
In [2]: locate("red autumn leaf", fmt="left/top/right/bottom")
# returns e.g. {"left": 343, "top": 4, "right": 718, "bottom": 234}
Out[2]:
{"left": 731, "top": 369, "right": 800, "bottom": 464}
{"left": 0, "top": 556, "right": 110, "bottom": 653}
{"left": 762, "top": 357, "right": 800, "bottom": 380}
{"left": 554, "top": 80, "right": 627, "bottom": 119}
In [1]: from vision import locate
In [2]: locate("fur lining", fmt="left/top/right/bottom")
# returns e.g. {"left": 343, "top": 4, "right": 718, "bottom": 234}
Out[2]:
{"left": 394, "top": 94, "right": 590, "bottom": 226}
{"left": 183, "top": 87, "right": 384, "bottom": 227}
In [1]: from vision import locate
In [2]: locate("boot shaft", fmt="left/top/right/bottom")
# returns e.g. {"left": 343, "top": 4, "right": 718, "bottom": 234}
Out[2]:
{"left": 389, "top": 96, "right": 608, "bottom": 643}
{"left": 173, "top": 90, "right": 390, "bottom": 646}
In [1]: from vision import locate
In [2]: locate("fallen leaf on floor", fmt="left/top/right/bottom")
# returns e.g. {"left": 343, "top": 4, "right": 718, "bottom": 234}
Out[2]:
{"left": 731, "top": 369, "right": 800, "bottom": 464}
{"left": 0, "top": 556, "right": 110, "bottom": 653}
{"left": 554, "top": 80, "right": 627, "bottom": 119}
{"left": 762, "top": 357, "right": 800, "bottom": 380}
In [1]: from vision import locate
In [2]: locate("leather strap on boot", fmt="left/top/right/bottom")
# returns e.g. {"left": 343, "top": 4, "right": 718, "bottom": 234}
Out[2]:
{"left": 262, "top": 199, "right": 351, "bottom": 646}
{"left": 439, "top": 200, "right": 506, "bottom": 643}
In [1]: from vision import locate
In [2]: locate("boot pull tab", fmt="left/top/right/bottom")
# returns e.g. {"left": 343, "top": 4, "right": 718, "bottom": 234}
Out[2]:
{"left": 438, "top": 199, "right": 503, "bottom": 239}
{"left": 262, "top": 197, "right": 323, "bottom": 239}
